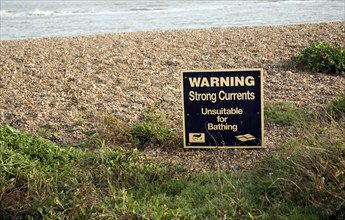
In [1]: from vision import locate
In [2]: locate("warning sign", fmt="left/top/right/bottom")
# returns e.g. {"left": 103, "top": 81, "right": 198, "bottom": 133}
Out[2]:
{"left": 182, "top": 69, "right": 264, "bottom": 148}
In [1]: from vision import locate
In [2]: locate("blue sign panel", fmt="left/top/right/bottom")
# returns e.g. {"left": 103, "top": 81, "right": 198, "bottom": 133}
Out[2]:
{"left": 182, "top": 69, "right": 264, "bottom": 148}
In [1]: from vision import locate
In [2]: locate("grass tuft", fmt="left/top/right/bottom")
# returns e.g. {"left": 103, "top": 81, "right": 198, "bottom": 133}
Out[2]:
{"left": 257, "top": 114, "right": 345, "bottom": 219}
{"left": 130, "top": 105, "right": 174, "bottom": 150}
{"left": 264, "top": 100, "right": 308, "bottom": 126}
{"left": 1, "top": 98, "right": 344, "bottom": 219}
{"left": 289, "top": 42, "right": 345, "bottom": 75}
{"left": 326, "top": 95, "right": 345, "bottom": 120}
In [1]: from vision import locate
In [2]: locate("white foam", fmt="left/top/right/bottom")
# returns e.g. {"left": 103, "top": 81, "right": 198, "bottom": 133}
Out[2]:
{"left": 285, "top": 0, "right": 316, "bottom": 3}
{"left": 29, "top": 9, "right": 56, "bottom": 16}
{"left": 28, "top": 9, "right": 95, "bottom": 17}
{"left": 0, "top": 10, "right": 15, "bottom": 17}
{"left": 1, "top": 0, "right": 343, "bottom": 40}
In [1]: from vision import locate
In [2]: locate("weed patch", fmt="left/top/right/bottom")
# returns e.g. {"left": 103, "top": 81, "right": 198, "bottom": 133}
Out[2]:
{"left": 130, "top": 105, "right": 174, "bottom": 150}
{"left": 264, "top": 100, "right": 308, "bottom": 126}
{"left": 326, "top": 95, "right": 345, "bottom": 120}
{"left": 257, "top": 115, "right": 345, "bottom": 219}
{"left": 1, "top": 98, "right": 344, "bottom": 219}
{"left": 290, "top": 42, "right": 345, "bottom": 75}
{"left": 84, "top": 112, "right": 132, "bottom": 149}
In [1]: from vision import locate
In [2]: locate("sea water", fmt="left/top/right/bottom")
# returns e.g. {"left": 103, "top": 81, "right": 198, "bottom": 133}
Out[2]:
{"left": 1, "top": 0, "right": 344, "bottom": 40}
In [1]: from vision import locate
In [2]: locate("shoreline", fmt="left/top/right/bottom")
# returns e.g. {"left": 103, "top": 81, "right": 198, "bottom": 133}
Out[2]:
{"left": 1, "top": 21, "right": 344, "bottom": 42}
{"left": 1, "top": 21, "right": 344, "bottom": 171}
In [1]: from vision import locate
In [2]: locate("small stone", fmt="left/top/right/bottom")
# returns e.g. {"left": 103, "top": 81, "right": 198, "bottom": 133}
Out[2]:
{"left": 1, "top": 22, "right": 344, "bottom": 172}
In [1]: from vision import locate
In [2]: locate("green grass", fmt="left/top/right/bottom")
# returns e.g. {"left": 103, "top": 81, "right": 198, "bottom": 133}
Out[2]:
{"left": 130, "top": 105, "right": 175, "bottom": 150}
{"left": 290, "top": 42, "right": 345, "bottom": 75}
{"left": 257, "top": 117, "right": 345, "bottom": 219}
{"left": 1, "top": 97, "right": 344, "bottom": 219}
{"left": 264, "top": 100, "right": 308, "bottom": 126}
{"left": 327, "top": 95, "right": 345, "bottom": 120}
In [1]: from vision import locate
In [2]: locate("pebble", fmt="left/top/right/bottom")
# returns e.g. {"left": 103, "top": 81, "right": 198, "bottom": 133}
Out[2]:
{"left": 1, "top": 22, "right": 344, "bottom": 172}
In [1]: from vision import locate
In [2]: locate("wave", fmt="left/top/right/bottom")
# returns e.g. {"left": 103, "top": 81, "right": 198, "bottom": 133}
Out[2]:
{"left": 129, "top": 7, "right": 163, "bottom": 12}
{"left": 0, "top": 10, "right": 16, "bottom": 16}
{"left": 29, "top": 9, "right": 57, "bottom": 16}
{"left": 29, "top": 9, "right": 95, "bottom": 17}
{"left": 0, "top": 9, "right": 95, "bottom": 17}
{"left": 284, "top": 0, "right": 316, "bottom": 3}
{"left": 127, "top": 4, "right": 227, "bottom": 15}
{"left": 0, "top": 9, "right": 94, "bottom": 17}
{"left": 0, "top": 7, "right": 212, "bottom": 18}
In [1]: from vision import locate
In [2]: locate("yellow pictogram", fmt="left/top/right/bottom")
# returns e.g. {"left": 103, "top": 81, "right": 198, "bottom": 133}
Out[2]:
{"left": 189, "top": 133, "right": 205, "bottom": 143}
{"left": 235, "top": 134, "right": 256, "bottom": 142}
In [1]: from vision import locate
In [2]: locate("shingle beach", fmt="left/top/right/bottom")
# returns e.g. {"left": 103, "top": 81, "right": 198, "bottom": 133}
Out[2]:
{"left": 1, "top": 22, "right": 344, "bottom": 171}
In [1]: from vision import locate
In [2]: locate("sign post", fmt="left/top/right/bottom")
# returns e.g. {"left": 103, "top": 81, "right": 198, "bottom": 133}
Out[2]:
{"left": 182, "top": 69, "right": 264, "bottom": 148}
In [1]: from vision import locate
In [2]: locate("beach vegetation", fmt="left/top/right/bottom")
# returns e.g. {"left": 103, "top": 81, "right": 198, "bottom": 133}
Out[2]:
{"left": 74, "top": 117, "right": 85, "bottom": 126}
{"left": 290, "top": 42, "right": 345, "bottom": 75}
{"left": 326, "top": 95, "right": 345, "bottom": 120}
{"left": 130, "top": 105, "right": 174, "bottom": 150}
{"left": 82, "top": 112, "right": 132, "bottom": 149}
{"left": 257, "top": 114, "right": 345, "bottom": 219}
{"left": 1, "top": 98, "right": 344, "bottom": 219}
{"left": 36, "top": 127, "right": 56, "bottom": 141}
{"left": 264, "top": 100, "right": 308, "bottom": 126}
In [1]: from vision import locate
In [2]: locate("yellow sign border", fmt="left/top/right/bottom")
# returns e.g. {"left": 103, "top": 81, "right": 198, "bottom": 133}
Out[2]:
{"left": 181, "top": 68, "right": 265, "bottom": 149}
